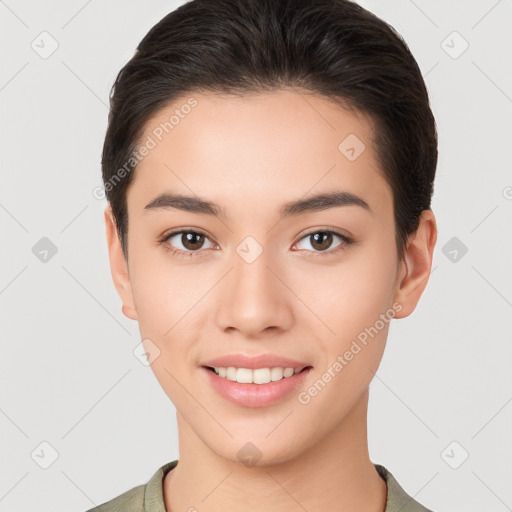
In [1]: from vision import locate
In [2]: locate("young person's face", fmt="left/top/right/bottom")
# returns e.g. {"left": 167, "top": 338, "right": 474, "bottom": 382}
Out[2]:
{"left": 105, "top": 89, "right": 436, "bottom": 464}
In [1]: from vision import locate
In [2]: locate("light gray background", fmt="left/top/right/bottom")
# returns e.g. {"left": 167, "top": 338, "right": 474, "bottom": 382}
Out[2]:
{"left": 1, "top": 1, "right": 511, "bottom": 511}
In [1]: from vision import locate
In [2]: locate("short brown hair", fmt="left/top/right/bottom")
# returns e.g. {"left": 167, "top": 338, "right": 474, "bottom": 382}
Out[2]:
{"left": 102, "top": 0, "right": 438, "bottom": 261}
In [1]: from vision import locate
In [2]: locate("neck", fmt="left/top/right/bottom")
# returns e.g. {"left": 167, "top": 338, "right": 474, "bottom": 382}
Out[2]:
{"left": 164, "top": 388, "right": 387, "bottom": 512}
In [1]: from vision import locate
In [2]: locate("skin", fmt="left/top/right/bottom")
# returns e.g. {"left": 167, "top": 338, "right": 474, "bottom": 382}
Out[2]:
{"left": 105, "top": 88, "right": 437, "bottom": 512}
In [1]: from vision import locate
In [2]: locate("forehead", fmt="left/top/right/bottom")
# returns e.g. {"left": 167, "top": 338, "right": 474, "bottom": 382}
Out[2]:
{"left": 127, "top": 89, "right": 392, "bottom": 218}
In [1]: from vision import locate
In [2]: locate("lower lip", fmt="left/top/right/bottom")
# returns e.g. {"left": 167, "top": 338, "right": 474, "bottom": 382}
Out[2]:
{"left": 201, "top": 366, "right": 312, "bottom": 408}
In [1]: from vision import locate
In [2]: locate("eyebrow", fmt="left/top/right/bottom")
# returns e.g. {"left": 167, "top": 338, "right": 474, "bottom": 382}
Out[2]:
{"left": 144, "top": 190, "right": 372, "bottom": 218}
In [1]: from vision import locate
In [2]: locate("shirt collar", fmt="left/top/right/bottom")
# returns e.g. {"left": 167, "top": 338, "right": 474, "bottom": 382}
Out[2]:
{"left": 144, "top": 460, "right": 432, "bottom": 512}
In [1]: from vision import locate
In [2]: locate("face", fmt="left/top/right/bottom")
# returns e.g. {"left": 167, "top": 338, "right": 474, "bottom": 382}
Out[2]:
{"left": 105, "top": 89, "right": 435, "bottom": 465}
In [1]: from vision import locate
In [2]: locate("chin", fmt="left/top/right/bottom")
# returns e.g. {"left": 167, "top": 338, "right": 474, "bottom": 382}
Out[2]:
{"left": 201, "top": 431, "right": 310, "bottom": 469}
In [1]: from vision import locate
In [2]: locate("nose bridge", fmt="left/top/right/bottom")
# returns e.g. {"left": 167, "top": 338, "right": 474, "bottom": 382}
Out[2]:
{"left": 215, "top": 237, "right": 293, "bottom": 335}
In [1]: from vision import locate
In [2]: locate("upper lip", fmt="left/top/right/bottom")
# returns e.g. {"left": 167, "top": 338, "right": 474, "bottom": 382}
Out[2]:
{"left": 200, "top": 353, "right": 312, "bottom": 370}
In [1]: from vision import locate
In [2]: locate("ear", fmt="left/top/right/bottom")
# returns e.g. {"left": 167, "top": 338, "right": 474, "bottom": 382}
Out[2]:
{"left": 104, "top": 205, "right": 138, "bottom": 321}
{"left": 392, "top": 209, "right": 437, "bottom": 319}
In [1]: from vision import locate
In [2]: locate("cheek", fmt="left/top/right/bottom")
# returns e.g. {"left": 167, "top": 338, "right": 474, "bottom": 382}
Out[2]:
{"left": 128, "top": 247, "right": 210, "bottom": 377}
{"left": 292, "top": 240, "right": 397, "bottom": 336}
{"left": 129, "top": 245, "right": 195, "bottom": 325}
{"left": 131, "top": 250, "right": 203, "bottom": 402}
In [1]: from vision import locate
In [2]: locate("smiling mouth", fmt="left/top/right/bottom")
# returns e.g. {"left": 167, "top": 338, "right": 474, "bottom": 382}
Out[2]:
{"left": 203, "top": 365, "right": 312, "bottom": 385}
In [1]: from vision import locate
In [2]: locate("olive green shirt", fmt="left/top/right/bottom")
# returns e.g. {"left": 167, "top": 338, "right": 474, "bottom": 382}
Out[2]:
{"left": 85, "top": 460, "right": 435, "bottom": 511}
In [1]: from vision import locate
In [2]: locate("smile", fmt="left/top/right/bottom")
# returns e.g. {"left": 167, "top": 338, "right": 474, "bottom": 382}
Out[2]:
{"left": 202, "top": 365, "right": 313, "bottom": 408}
{"left": 207, "top": 366, "right": 306, "bottom": 384}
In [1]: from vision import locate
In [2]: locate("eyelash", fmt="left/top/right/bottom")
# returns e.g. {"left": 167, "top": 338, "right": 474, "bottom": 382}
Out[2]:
{"left": 157, "top": 228, "right": 353, "bottom": 259}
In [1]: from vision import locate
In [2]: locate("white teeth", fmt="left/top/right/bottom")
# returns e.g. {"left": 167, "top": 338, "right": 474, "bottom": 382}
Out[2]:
{"left": 212, "top": 366, "right": 304, "bottom": 384}
{"left": 283, "top": 368, "right": 295, "bottom": 377}
{"left": 271, "top": 367, "right": 283, "bottom": 381}
{"left": 252, "top": 368, "right": 271, "bottom": 384}
{"left": 236, "top": 368, "right": 254, "bottom": 384}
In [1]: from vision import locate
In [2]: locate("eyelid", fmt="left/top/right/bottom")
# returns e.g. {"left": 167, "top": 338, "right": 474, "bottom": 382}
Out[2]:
{"left": 295, "top": 226, "right": 352, "bottom": 243}
{"left": 292, "top": 227, "right": 353, "bottom": 256}
{"left": 158, "top": 227, "right": 217, "bottom": 255}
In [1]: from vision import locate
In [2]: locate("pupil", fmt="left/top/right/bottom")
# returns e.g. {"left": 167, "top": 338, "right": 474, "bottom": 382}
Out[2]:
{"left": 183, "top": 232, "right": 204, "bottom": 250}
{"left": 311, "top": 232, "right": 332, "bottom": 251}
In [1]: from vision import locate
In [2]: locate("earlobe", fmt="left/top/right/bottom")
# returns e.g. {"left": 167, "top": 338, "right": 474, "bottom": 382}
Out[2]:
{"left": 393, "top": 209, "right": 437, "bottom": 319}
{"left": 104, "top": 205, "right": 138, "bottom": 321}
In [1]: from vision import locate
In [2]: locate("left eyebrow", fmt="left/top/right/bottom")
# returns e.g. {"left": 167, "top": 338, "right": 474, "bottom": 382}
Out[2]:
{"left": 279, "top": 190, "right": 372, "bottom": 217}
{"left": 143, "top": 190, "right": 372, "bottom": 218}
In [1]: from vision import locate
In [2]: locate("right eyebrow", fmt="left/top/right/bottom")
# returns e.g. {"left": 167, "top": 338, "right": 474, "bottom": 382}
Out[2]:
{"left": 144, "top": 193, "right": 224, "bottom": 216}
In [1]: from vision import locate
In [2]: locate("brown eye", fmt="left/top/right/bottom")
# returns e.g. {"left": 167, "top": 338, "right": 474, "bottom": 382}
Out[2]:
{"left": 162, "top": 230, "right": 215, "bottom": 254}
{"left": 180, "top": 232, "right": 206, "bottom": 250}
{"left": 295, "top": 229, "right": 352, "bottom": 255}
{"left": 309, "top": 232, "right": 334, "bottom": 251}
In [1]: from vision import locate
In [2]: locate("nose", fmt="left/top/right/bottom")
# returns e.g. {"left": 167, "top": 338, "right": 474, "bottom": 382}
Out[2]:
{"left": 214, "top": 246, "right": 294, "bottom": 338}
